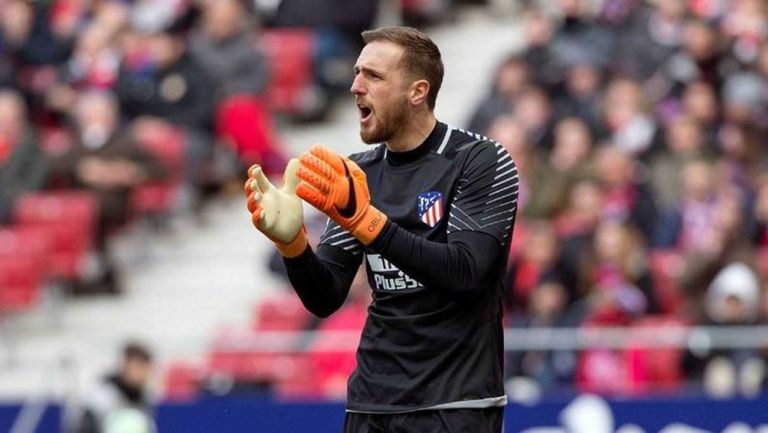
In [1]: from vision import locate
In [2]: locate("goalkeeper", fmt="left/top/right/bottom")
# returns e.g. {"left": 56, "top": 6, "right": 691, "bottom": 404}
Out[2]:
{"left": 245, "top": 27, "right": 518, "bottom": 433}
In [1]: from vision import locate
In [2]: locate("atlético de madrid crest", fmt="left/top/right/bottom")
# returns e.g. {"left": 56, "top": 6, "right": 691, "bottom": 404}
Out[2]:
{"left": 417, "top": 191, "right": 443, "bottom": 228}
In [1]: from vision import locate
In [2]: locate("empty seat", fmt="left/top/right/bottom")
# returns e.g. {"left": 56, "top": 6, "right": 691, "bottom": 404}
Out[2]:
{"left": 0, "top": 226, "right": 51, "bottom": 312}
{"left": 14, "top": 191, "right": 98, "bottom": 281}
{"left": 163, "top": 361, "right": 206, "bottom": 402}
{"left": 252, "top": 293, "right": 312, "bottom": 331}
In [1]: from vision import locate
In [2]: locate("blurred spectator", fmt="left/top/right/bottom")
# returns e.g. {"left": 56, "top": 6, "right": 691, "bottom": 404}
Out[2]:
{"left": 720, "top": 0, "right": 767, "bottom": 65}
{"left": 593, "top": 146, "right": 656, "bottom": 239}
{"left": 130, "top": 0, "right": 188, "bottom": 35}
{"left": 555, "top": 178, "right": 604, "bottom": 295}
{"left": 575, "top": 222, "right": 656, "bottom": 395}
{"left": 48, "top": 91, "right": 165, "bottom": 293}
{"left": 553, "top": 62, "right": 604, "bottom": 134}
{"left": 653, "top": 159, "right": 753, "bottom": 264}
{"left": 524, "top": 117, "right": 592, "bottom": 218}
{"left": 752, "top": 44, "right": 768, "bottom": 127}
{"left": 505, "top": 220, "right": 569, "bottom": 313}
{"left": 675, "top": 183, "right": 756, "bottom": 312}
{"left": 0, "top": 88, "right": 47, "bottom": 223}
{"left": 2, "top": 0, "right": 80, "bottom": 119}
{"left": 467, "top": 55, "right": 530, "bottom": 136}
{"left": 74, "top": 341, "right": 157, "bottom": 433}
{"left": 653, "top": 159, "right": 721, "bottom": 251}
{"left": 521, "top": 9, "right": 561, "bottom": 91}
{"left": 506, "top": 279, "right": 582, "bottom": 392}
{"left": 487, "top": 115, "right": 531, "bottom": 210}
{"left": 555, "top": 178, "right": 603, "bottom": 240}
{"left": 117, "top": 27, "right": 215, "bottom": 194}
{"left": 680, "top": 81, "right": 719, "bottom": 146}
{"left": 117, "top": 28, "right": 213, "bottom": 131}
{"left": 58, "top": 4, "right": 129, "bottom": 91}
{"left": 549, "top": 0, "right": 616, "bottom": 71}
{"left": 716, "top": 123, "right": 764, "bottom": 197}
{"left": 583, "top": 220, "right": 656, "bottom": 315}
{"left": 682, "top": 263, "right": 767, "bottom": 398}
{"left": 602, "top": 77, "right": 658, "bottom": 159}
{"left": 189, "top": 0, "right": 285, "bottom": 175}
{"left": 721, "top": 71, "right": 765, "bottom": 127}
{"left": 190, "top": 0, "right": 268, "bottom": 105}
{"left": 649, "top": 115, "right": 711, "bottom": 209}
{"left": 616, "top": 0, "right": 686, "bottom": 81}
{"left": 648, "top": 19, "right": 722, "bottom": 104}
{"left": 598, "top": 0, "right": 643, "bottom": 26}
{"left": 513, "top": 85, "right": 553, "bottom": 148}
{"left": 2, "top": 0, "right": 75, "bottom": 67}
{"left": 44, "top": 5, "right": 130, "bottom": 119}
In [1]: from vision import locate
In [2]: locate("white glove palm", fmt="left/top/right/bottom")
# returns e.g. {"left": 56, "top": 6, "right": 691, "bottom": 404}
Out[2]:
{"left": 245, "top": 159, "right": 305, "bottom": 247}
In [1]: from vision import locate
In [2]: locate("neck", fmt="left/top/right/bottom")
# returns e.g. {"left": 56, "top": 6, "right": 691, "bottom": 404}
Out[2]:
{"left": 385, "top": 111, "right": 437, "bottom": 153}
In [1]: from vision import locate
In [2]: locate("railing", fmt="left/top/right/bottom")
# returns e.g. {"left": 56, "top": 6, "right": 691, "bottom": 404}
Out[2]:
{"left": 205, "top": 325, "right": 768, "bottom": 352}
{"left": 6, "top": 324, "right": 768, "bottom": 432}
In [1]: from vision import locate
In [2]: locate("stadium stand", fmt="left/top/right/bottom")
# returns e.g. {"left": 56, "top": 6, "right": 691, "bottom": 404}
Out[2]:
{"left": 1, "top": 1, "right": 768, "bottom": 431}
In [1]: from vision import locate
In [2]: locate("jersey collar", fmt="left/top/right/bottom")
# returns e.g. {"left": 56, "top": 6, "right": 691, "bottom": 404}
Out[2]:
{"left": 385, "top": 121, "right": 447, "bottom": 166}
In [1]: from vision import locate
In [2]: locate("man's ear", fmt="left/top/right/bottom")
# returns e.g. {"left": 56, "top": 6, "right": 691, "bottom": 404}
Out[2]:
{"left": 409, "top": 79, "right": 431, "bottom": 107}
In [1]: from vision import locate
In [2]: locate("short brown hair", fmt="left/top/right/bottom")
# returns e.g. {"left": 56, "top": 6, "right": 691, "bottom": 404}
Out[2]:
{"left": 361, "top": 26, "right": 444, "bottom": 110}
{"left": 124, "top": 342, "right": 152, "bottom": 363}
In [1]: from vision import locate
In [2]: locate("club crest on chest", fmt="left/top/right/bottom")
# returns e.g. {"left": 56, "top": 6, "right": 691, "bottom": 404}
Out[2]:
{"left": 417, "top": 191, "right": 443, "bottom": 228}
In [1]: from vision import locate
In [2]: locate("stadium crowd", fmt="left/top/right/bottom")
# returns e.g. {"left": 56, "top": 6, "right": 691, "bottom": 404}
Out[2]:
{"left": 1, "top": 0, "right": 767, "bottom": 404}
{"left": 480, "top": 0, "right": 768, "bottom": 398}
{"left": 0, "top": 0, "right": 381, "bottom": 295}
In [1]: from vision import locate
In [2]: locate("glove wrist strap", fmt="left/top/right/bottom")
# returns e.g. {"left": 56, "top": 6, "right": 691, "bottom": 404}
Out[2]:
{"left": 349, "top": 206, "right": 387, "bottom": 245}
{"left": 275, "top": 227, "right": 309, "bottom": 258}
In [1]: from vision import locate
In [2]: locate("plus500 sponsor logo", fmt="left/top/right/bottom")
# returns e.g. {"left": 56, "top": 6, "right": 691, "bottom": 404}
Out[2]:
{"left": 366, "top": 254, "right": 422, "bottom": 291}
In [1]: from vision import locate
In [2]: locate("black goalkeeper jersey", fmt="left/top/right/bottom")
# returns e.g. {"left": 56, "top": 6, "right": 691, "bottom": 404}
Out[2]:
{"left": 284, "top": 121, "right": 519, "bottom": 413}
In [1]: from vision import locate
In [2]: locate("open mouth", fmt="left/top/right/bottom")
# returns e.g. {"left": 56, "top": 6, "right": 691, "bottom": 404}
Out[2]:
{"left": 358, "top": 104, "right": 373, "bottom": 122}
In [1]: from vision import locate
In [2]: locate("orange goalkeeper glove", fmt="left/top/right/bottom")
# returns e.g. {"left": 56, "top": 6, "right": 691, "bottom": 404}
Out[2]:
{"left": 295, "top": 144, "right": 387, "bottom": 245}
{"left": 244, "top": 159, "right": 308, "bottom": 258}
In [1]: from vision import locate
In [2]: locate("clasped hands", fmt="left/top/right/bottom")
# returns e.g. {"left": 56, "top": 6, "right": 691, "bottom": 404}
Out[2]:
{"left": 244, "top": 145, "right": 386, "bottom": 257}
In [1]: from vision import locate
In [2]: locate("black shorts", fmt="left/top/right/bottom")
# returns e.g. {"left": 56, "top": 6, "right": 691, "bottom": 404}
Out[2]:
{"left": 343, "top": 407, "right": 504, "bottom": 433}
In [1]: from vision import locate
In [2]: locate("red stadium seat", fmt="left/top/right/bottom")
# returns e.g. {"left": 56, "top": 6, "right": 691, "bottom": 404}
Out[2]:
{"left": 0, "top": 258, "right": 43, "bottom": 312}
{"left": 308, "top": 303, "right": 366, "bottom": 399}
{"left": 14, "top": 191, "right": 98, "bottom": 281}
{"left": 252, "top": 293, "right": 312, "bottom": 331}
{"left": 130, "top": 120, "right": 186, "bottom": 216}
{"left": 207, "top": 327, "right": 315, "bottom": 398}
{"left": 273, "top": 354, "right": 322, "bottom": 399}
{"left": 258, "top": 29, "right": 317, "bottom": 116}
{"left": 163, "top": 361, "right": 206, "bottom": 402}
{"left": 0, "top": 226, "right": 51, "bottom": 312}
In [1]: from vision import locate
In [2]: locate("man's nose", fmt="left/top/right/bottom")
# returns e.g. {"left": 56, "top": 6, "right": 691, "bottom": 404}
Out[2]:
{"left": 350, "top": 75, "right": 365, "bottom": 95}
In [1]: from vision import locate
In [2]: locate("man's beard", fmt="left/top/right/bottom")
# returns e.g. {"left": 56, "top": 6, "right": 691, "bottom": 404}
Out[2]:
{"left": 360, "top": 97, "right": 409, "bottom": 145}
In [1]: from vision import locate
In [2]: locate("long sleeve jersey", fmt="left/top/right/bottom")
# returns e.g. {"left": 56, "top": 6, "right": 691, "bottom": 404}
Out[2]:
{"left": 284, "top": 121, "right": 519, "bottom": 413}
